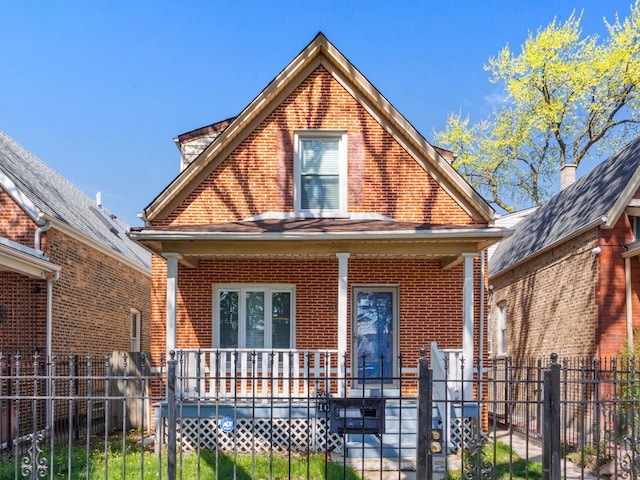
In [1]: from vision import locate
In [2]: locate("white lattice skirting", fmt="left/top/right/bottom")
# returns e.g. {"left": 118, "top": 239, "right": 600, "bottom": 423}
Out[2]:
{"left": 162, "top": 417, "right": 343, "bottom": 453}
{"left": 437, "top": 417, "right": 476, "bottom": 453}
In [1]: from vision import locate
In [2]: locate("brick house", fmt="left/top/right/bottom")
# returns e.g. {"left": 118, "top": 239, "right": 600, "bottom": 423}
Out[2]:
{"left": 130, "top": 33, "right": 508, "bottom": 398}
{"left": 0, "top": 130, "right": 151, "bottom": 358}
{"left": 489, "top": 137, "right": 640, "bottom": 360}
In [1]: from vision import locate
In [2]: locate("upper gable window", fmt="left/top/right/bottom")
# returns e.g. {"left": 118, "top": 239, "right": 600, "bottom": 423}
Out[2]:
{"left": 294, "top": 131, "right": 347, "bottom": 217}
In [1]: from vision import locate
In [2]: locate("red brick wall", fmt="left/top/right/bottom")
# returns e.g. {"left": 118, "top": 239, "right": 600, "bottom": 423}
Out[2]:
{"left": 0, "top": 187, "right": 37, "bottom": 248}
{"left": 0, "top": 272, "right": 47, "bottom": 354}
{"left": 158, "top": 66, "right": 476, "bottom": 227}
{"left": 0, "top": 188, "right": 151, "bottom": 357}
{"left": 150, "top": 255, "right": 168, "bottom": 363}
{"left": 490, "top": 229, "right": 600, "bottom": 360}
{"left": 598, "top": 215, "right": 636, "bottom": 357}
{"left": 47, "top": 229, "right": 151, "bottom": 356}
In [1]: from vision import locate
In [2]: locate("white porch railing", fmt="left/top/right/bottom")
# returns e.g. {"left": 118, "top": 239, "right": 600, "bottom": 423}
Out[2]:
{"left": 430, "top": 342, "right": 464, "bottom": 450}
{"left": 430, "top": 342, "right": 464, "bottom": 402}
{"left": 176, "top": 349, "right": 339, "bottom": 399}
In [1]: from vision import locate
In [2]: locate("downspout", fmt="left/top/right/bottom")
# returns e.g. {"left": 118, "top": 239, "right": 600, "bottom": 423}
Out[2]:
{"left": 46, "top": 270, "right": 60, "bottom": 370}
{"left": 34, "top": 219, "right": 51, "bottom": 253}
{"left": 46, "top": 270, "right": 60, "bottom": 430}
{"left": 35, "top": 217, "right": 57, "bottom": 429}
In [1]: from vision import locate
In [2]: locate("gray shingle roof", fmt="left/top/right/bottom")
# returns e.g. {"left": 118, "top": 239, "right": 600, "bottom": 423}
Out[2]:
{"left": 0, "top": 131, "right": 150, "bottom": 270}
{"left": 489, "top": 136, "right": 640, "bottom": 277}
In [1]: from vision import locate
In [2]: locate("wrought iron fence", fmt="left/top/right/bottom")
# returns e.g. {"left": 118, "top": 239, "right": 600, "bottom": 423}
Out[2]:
{"left": 0, "top": 351, "right": 163, "bottom": 479}
{"left": 3, "top": 350, "right": 640, "bottom": 479}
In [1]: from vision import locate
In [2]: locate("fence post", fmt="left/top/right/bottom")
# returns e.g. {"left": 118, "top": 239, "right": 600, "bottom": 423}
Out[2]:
{"left": 167, "top": 351, "right": 177, "bottom": 480}
{"left": 543, "top": 353, "right": 561, "bottom": 480}
{"left": 416, "top": 347, "right": 432, "bottom": 480}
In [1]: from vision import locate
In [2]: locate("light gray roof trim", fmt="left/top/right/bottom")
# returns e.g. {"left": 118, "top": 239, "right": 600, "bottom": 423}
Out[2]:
{"left": 0, "top": 169, "right": 43, "bottom": 224}
{"left": 0, "top": 131, "right": 151, "bottom": 271}
{"left": 490, "top": 136, "right": 640, "bottom": 277}
{"left": 0, "top": 239, "right": 61, "bottom": 279}
{"left": 0, "top": 236, "right": 48, "bottom": 260}
{"left": 130, "top": 226, "right": 510, "bottom": 242}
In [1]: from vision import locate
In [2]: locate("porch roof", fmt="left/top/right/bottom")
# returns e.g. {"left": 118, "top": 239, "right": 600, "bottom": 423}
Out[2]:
{"left": 129, "top": 218, "right": 510, "bottom": 268}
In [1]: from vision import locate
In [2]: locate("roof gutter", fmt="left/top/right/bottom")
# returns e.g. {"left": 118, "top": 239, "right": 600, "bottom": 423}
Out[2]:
{"left": 129, "top": 226, "right": 511, "bottom": 243}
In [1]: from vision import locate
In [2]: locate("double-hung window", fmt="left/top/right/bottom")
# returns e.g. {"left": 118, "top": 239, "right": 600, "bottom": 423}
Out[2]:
{"left": 214, "top": 284, "right": 295, "bottom": 349}
{"left": 294, "top": 131, "right": 347, "bottom": 216}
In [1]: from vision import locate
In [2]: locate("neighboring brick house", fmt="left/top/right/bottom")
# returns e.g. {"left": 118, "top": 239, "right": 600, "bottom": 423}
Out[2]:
{"left": 0, "top": 130, "right": 151, "bottom": 357}
{"left": 489, "top": 137, "right": 640, "bottom": 360}
{"left": 130, "top": 33, "right": 509, "bottom": 393}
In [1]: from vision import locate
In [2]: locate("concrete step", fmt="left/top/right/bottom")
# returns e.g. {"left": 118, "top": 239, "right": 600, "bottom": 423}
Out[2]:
{"left": 346, "top": 432, "right": 416, "bottom": 448}
{"left": 344, "top": 430, "right": 417, "bottom": 459}
{"left": 344, "top": 444, "right": 417, "bottom": 459}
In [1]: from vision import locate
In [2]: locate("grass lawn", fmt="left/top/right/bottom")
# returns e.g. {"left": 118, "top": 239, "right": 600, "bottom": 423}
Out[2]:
{"left": 0, "top": 443, "right": 362, "bottom": 479}
{"left": 446, "top": 440, "right": 543, "bottom": 480}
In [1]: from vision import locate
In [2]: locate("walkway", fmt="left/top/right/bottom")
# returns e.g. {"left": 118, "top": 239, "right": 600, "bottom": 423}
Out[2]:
{"left": 332, "top": 426, "right": 598, "bottom": 479}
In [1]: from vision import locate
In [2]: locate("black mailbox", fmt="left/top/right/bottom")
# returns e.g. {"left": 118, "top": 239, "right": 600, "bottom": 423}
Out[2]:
{"left": 329, "top": 397, "right": 385, "bottom": 434}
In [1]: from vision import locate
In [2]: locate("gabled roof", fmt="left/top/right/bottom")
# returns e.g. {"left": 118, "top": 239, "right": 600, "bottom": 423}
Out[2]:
{"left": 0, "top": 131, "right": 151, "bottom": 273}
{"left": 490, "top": 136, "right": 640, "bottom": 277}
{"left": 145, "top": 32, "right": 494, "bottom": 223}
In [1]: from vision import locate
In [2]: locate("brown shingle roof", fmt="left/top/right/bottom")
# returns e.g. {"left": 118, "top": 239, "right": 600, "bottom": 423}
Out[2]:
{"left": 131, "top": 218, "right": 478, "bottom": 234}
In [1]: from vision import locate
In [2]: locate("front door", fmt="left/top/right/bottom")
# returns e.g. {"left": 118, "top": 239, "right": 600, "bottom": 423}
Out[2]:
{"left": 352, "top": 287, "right": 398, "bottom": 385}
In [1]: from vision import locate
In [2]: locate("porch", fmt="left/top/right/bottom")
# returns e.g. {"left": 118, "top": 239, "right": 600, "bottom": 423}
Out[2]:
{"left": 155, "top": 346, "right": 474, "bottom": 459}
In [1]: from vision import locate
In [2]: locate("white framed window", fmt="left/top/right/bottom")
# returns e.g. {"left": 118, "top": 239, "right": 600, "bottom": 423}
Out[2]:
{"left": 130, "top": 308, "right": 141, "bottom": 352}
{"left": 294, "top": 130, "right": 347, "bottom": 217}
{"left": 496, "top": 302, "right": 507, "bottom": 356}
{"left": 214, "top": 284, "right": 295, "bottom": 349}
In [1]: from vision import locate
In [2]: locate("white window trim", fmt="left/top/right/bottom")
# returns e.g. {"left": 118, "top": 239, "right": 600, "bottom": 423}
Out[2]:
{"left": 213, "top": 284, "right": 296, "bottom": 349}
{"left": 293, "top": 130, "right": 348, "bottom": 218}
{"left": 130, "top": 308, "right": 141, "bottom": 352}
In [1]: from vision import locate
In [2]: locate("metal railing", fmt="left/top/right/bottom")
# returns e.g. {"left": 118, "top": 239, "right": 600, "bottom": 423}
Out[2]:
{"left": 3, "top": 350, "right": 640, "bottom": 479}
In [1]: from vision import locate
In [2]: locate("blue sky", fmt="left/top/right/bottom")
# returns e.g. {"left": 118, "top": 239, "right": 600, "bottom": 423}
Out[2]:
{"left": 0, "top": 0, "right": 633, "bottom": 225}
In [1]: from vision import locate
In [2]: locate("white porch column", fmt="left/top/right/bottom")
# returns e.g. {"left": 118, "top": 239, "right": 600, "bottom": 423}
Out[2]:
{"left": 164, "top": 253, "right": 180, "bottom": 354}
{"left": 336, "top": 252, "right": 350, "bottom": 396}
{"left": 462, "top": 252, "right": 476, "bottom": 400}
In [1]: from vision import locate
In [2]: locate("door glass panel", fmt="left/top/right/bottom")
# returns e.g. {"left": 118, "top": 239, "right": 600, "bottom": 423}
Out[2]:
{"left": 271, "top": 291, "right": 291, "bottom": 348}
{"left": 355, "top": 290, "right": 394, "bottom": 384}
{"left": 246, "top": 291, "right": 265, "bottom": 348}
{"left": 219, "top": 291, "right": 239, "bottom": 348}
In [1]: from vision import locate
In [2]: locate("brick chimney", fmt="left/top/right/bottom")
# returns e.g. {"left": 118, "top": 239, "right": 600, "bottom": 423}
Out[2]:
{"left": 561, "top": 163, "right": 577, "bottom": 190}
